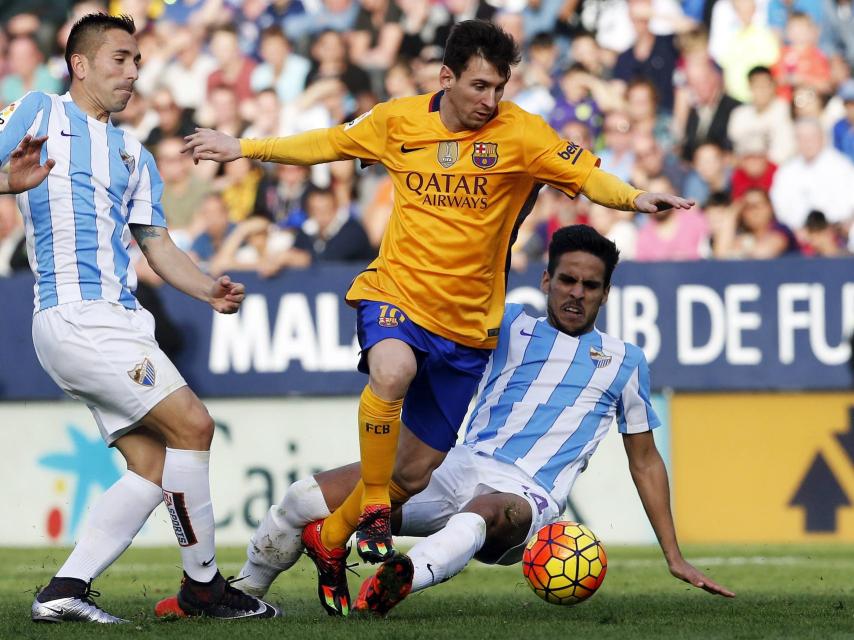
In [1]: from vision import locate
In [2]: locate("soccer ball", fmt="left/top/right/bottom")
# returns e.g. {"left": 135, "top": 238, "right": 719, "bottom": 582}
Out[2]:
{"left": 522, "top": 521, "right": 607, "bottom": 605}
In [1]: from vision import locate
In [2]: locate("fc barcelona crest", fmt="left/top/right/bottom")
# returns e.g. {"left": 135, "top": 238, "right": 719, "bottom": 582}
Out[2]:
{"left": 437, "top": 141, "right": 459, "bottom": 168}
{"left": 471, "top": 141, "right": 498, "bottom": 170}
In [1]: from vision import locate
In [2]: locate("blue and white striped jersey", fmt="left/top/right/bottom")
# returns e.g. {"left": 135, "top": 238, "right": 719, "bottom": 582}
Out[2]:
{"left": 465, "top": 303, "right": 660, "bottom": 511}
{"left": 0, "top": 92, "right": 166, "bottom": 312}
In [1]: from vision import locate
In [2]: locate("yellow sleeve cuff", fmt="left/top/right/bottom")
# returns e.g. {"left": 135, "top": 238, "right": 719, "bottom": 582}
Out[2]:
{"left": 581, "top": 167, "right": 644, "bottom": 211}
{"left": 239, "top": 129, "right": 341, "bottom": 165}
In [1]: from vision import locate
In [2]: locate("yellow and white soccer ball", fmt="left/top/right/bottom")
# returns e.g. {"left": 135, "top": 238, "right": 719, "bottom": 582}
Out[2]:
{"left": 522, "top": 521, "right": 607, "bottom": 605}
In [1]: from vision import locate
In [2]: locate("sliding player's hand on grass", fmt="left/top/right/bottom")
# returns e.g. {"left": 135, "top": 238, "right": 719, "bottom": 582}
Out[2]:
{"left": 669, "top": 557, "right": 736, "bottom": 597}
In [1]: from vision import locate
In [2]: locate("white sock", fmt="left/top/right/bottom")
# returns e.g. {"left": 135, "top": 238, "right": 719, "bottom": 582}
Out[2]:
{"left": 239, "top": 476, "right": 331, "bottom": 595}
{"left": 409, "top": 512, "right": 487, "bottom": 593}
{"left": 55, "top": 471, "right": 162, "bottom": 581}
{"left": 162, "top": 448, "right": 217, "bottom": 582}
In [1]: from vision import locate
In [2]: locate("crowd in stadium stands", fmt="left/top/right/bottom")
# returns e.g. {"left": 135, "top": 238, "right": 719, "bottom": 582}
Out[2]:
{"left": 1, "top": 0, "right": 853, "bottom": 281}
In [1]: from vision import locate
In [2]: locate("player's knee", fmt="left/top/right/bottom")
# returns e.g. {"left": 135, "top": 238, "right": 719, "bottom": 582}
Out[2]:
{"left": 448, "top": 506, "right": 506, "bottom": 564}
{"left": 180, "top": 406, "right": 215, "bottom": 450}
{"left": 369, "top": 356, "right": 416, "bottom": 399}
{"left": 464, "top": 495, "right": 531, "bottom": 545}
{"left": 282, "top": 476, "right": 326, "bottom": 527}
{"left": 462, "top": 496, "right": 504, "bottom": 533}
{"left": 471, "top": 509, "right": 524, "bottom": 564}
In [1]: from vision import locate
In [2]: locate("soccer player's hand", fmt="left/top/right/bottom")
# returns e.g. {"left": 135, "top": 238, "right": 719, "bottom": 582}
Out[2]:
{"left": 183, "top": 128, "right": 242, "bottom": 164}
{"left": 209, "top": 275, "right": 245, "bottom": 314}
{"left": 8, "top": 135, "right": 55, "bottom": 193}
{"left": 668, "top": 557, "right": 736, "bottom": 597}
{"left": 634, "top": 192, "right": 694, "bottom": 214}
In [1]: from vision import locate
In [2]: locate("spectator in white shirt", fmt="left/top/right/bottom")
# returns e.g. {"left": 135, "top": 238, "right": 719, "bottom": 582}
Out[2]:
{"left": 728, "top": 66, "right": 796, "bottom": 165}
{"left": 770, "top": 118, "right": 854, "bottom": 231}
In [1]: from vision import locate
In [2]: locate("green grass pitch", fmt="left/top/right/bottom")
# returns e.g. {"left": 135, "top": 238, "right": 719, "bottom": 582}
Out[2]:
{"left": 1, "top": 544, "right": 853, "bottom": 639}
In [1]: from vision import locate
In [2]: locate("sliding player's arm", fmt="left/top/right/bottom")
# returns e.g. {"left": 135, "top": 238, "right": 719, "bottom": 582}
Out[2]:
{"left": 617, "top": 350, "right": 733, "bottom": 597}
{"left": 622, "top": 431, "right": 735, "bottom": 597}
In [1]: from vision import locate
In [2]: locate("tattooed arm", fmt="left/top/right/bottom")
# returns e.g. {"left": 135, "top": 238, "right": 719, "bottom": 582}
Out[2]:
{"left": 130, "top": 224, "right": 245, "bottom": 314}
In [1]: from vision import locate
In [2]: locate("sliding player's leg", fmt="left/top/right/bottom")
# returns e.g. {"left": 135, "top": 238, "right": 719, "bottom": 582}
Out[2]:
{"left": 355, "top": 493, "right": 532, "bottom": 617}
{"left": 355, "top": 448, "right": 561, "bottom": 617}
{"left": 238, "top": 464, "right": 360, "bottom": 598}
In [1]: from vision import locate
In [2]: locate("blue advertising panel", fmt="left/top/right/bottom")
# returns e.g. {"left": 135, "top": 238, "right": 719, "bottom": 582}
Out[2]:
{"left": 1, "top": 256, "right": 852, "bottom": 399}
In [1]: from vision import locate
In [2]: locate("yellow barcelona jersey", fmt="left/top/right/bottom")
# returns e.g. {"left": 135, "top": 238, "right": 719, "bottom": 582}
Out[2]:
{"left": 330, "top": 93, "right": 600, "bottom": 350}
{"left": 330, "top": 93, "right": 598, "bottom": 349}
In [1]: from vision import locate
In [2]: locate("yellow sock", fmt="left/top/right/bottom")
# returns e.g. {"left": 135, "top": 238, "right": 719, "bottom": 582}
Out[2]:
{"left": 389, "top": 479, "right": 409, "bottom": 507}
{"left": 358, "top": 384, "right": 402, "bottom": 509}
{"left": 320, "top": 480, "right": 410, "bottom": 550}
{"left": 320, "top": 481, "right": 363, "bottom": 550}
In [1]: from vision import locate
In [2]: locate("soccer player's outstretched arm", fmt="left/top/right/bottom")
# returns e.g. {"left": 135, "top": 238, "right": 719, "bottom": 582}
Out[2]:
{"left": 623, "top": 430, "right": 735, "bottom": 597}
{"left": 0, "top": 135, "right": 55, "bottom": 194}
{"left": 183, "top": 128, "right": 346, "bottom": 166}
{"left": 581, "top": 167, "right": 695, "bottom": 213}
{"left": 184, "top": 105, "right": 388, "bottom": 167}
{"left": 131, "top": 224, "right": 245, "bottom": 314}
{"left": 524, "top": 114, "right": 694, "bottom": 213}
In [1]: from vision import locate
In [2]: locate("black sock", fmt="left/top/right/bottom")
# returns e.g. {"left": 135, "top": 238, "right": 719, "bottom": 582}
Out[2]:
{"left": 37, "top": 577, "right": 87, "bottom": 602}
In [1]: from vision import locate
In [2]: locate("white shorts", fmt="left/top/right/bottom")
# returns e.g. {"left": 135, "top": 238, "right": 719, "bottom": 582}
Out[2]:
{"left": 400, "top": 446, "right": 561, "bottom": 565}
{"left": 32, "top": 300, "right": 187, "bottom": 445}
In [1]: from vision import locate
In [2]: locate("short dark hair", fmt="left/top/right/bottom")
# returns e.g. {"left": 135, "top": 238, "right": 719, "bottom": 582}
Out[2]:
{"left": 547, "top": 225, "right": 620, "bottom": 287}
{"left": 705, "top": 191, "right": 732, "bottom": 208}
{"left": 529, "top": 32, "right": 555, "bottom": 49}
{"left": 804, "top": 209, "right": 829, "bottom": 231}
{"left": 563, "top": 62, "right": 588, "bottom": 76}
{"left": 442, "top": 20, "right": 521, "bottom": 80}
{"left": 65, "top": 13, "right": 136, "bottom": 76}
{"left": 747, "top": 65, "right": 773, "bottom": 80}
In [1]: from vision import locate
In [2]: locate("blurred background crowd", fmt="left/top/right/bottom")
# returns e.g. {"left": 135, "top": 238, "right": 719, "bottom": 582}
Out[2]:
{"left": 1, "top": 0, "right": 853, "bottom": 284}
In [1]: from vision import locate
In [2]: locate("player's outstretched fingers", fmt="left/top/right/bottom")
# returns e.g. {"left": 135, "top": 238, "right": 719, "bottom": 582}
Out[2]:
{"left": 671, "top": 195, "right": 695, "bottom": 210}
{"left": 700, "top": 577, "right": 736, "bottom": 598}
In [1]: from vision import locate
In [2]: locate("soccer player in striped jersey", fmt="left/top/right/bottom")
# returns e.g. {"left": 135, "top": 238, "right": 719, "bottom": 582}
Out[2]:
{"left": 0, "top": 13, "right": 277, "bottom": 622}
{"left": 229, "top": 225, "right": 734, "bottom": 614}
{"left": 184, "top": 20, "right": 695, "bottom": 616}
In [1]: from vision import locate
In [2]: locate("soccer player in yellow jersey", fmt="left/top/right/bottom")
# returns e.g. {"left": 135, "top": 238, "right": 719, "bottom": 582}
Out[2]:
{"left": 184, "top": 20, "right": 693, "bottom": 616}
